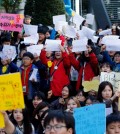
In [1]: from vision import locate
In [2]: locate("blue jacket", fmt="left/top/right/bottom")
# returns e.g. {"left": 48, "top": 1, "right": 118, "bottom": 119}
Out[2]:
{"left": 103, "top": 51, "right": 120, "bottom": 72}
{"left": 20, "top": 64, "right": 40, "bottom": 100}
{"left": 0, "top": 62, "right": 19, "bottom": 75}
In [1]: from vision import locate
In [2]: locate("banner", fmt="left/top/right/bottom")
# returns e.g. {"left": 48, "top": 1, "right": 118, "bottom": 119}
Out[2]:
{"left": 0, "top": 13, "right": 24, "bottom": 32}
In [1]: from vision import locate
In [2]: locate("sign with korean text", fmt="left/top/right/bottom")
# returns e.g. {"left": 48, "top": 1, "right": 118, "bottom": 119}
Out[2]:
{"left": 0, "top": 13, "right": 24, "bottom": 32}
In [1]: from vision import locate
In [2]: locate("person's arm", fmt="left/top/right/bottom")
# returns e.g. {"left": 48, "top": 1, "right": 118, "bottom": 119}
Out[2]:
{"left": 2, "top": 111, "right": 15, "bottom": 134}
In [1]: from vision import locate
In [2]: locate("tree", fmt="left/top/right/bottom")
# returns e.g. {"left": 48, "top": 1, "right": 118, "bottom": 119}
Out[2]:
{"left": 24, "top": 0, "right": 65, "bottom": 25}
{"left": 2, "top": 0, "right": 22, "bottom": 13}
{"left": 24, "top": 0, "right": 34, "bottom": 17}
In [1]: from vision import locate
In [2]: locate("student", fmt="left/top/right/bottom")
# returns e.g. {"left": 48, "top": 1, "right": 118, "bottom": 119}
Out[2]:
{"left": 40, "top": 45, "right": 70, "bottom": 98}
{"left": 66, "top": 96, "right": 80, "bottom": 113}
{"left": 37, "top": 26, "right": 49, "bottom": 45}
{"left": 97, "top": 81, "right": 120, "bottom": 112}
{"left": 85, "top": 95, "right": 97, "bottom": 106}
{"left": 43, "top": 110, "right": 75, "bottom": 134}
{"left": 10, "top": 109, "right": 35, "bottom": 134}
{"left": 68, "top": 44, "right": 98, "bottom": 91}
{"left": 106, "top": 113, "right": 120, "bottom": 134}
{"left": 20, "top": 52, "right": 40, "bottom": 116}
{"left": 0, "top": 55, "right": 19, "bottom": 75}
{"left": 32, "top": 91, "right": 45, "bottom": 109}
{"left": 0, "top": 111, "right": 22, "bottom": 134}
{"left": 100, "top": 62, "right": 112, "bottom": 73}
{"left": 32, "top": 101, "right": 49, "bottom": 132}
{"left": 102, "top": 45, "right": 120, "bottom": 72}
{"left": 24, "top": 15, "right": 32, "bottom": 25}
{"left": 50, "top": 85, "right": 73, "bottom": 110}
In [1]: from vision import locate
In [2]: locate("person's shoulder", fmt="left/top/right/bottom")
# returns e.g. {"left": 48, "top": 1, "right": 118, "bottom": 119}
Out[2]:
{"left": 13, "top": 127, "right": 22, "bottom": 134}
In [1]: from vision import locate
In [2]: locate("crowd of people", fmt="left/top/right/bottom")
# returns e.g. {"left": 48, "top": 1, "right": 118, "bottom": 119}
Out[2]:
{"left": 0, "top": 14, "right": 120, "bottom": 134}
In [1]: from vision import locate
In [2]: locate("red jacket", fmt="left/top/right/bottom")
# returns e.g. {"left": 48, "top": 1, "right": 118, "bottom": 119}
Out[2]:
{"left": 40, "top": 50, "right": 70, "bottom": 96}
{"left": 69, "top": 52, "right": 98, "bottom": 91}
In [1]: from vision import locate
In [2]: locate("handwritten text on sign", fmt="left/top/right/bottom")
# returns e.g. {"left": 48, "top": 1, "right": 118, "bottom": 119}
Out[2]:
{"left": 74, "top": 104, "right": 106, "bottom": 134}
{"left": 0, "top": 13, "right": 24, "bottom": 32}
{"left": 0, "top": 73, "right": 25, "bottom": 110}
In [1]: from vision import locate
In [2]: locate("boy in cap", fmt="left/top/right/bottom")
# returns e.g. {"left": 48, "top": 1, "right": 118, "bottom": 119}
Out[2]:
{"left": 24, "top": 15, "right": 32, "bottom": 25}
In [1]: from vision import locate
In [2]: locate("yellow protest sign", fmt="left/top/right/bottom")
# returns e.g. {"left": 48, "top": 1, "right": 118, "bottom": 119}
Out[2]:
{"left": 0, "top": 113, "right": 5, "bottom": 128}
{"left": 0, "top": 73, "right": 25, "bottom": 111}
{"left": 82, "top": 79, "right": 100, "bottom": 92}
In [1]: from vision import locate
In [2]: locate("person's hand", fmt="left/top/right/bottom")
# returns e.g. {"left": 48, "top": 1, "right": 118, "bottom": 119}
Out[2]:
{"left": 34, "top": 53, "right": 39, "bottom": 61}
{"left": 47, "top": 90, "right": 52, "bottom": 99}
{"left": 114, "top": 90, "right": 120, "bottom": 98}
{"left": 0, "top": 111, "right": 9, "bottom": 123}
{"left": 59, "top": 98, "right": 65, "bottom": 105}
{"left": 7, "top": 58, "right": 12, "bottom": 64}
{"left": 76, "top": 33, "right": 80, "bottom": 40}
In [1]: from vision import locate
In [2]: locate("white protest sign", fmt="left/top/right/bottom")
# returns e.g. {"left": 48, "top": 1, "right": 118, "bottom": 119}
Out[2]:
{"left": 2, "top": 45, "right": 16, "bottom": 61}
{"left": 27, "top": 44, "right": 43, "bottom": 56}
{"left": 24, "top": 34, "right": 39, "bottom": 44}
{"left": 77, "top": 30, "right": 86, "bottom": 39}
{"left": 101, "top": 35, "right": 119, "bottom": 45}
{"left": 62, "top": 25, "right": 76, "bottom": 38}
{"left": 100, "top": 72, "right": 120, "bottom": 90}
{"left": 72, "top": 38, "right": 88, "bottom": 52}
{"left": 86, "top": 14, "right": 94, "bottom": 25}
{"left": 105, "top": 39, "right": 120, "bottom": 51}
{"left": 24, "top": 24, "right": 38, "bottom": 35}
{"left": 99, "top": 29, "right": 112, "bottom": 36}
{"left": 74, "top": 104, "right": 106, "bottom": 134}
{"left": 45, "top": 39, "right": 61, "bottom": 51}
{"left": 70, "top": 14, "right": 85, "bottom": 26}
{"left": 29, "top": 68, "right": 38, "bottom": 82}
{"left": 53, "top": 14, "right": 66, "bottom": 24}
{"left": 55, "top": 21, "right": 68, "bottom": 32}
{"left": 91, "top": 36, "right": 99, "bottom": 43}
{"left": 82, "top": 26, "right": 95, "bottom": 39}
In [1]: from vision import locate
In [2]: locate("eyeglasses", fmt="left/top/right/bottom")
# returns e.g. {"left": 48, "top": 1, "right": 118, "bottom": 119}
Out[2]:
{"left": 45, "top": 124, "right": 66, "bottom": 132}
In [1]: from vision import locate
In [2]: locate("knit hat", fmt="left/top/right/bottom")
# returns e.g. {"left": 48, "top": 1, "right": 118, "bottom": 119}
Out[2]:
{"left": 23, "top": 52, "right": 34, "bottom": 60}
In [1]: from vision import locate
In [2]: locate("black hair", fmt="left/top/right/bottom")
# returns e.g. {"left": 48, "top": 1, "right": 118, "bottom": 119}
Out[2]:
{"left": 32, "top": 91, "right": 45, "bottom": 101}
{"left": 10, "top": 108, "right": 33, "bottom": 134}
{"left": 106, "top": 112, "right": 120, "bottom": 127}
{"left": 23, "top": 52, "right": 34, "bottom": 60}
{"left": 97, "top": 81, "right": 114, "bottom": 102}
{"left": 62, "top": 84, "right": 74, "bottom": 97}
{"left": 38, "top": 25, "right": 49, "bottom": 34}
{"left": 81, "top": 20, "right": 86, "bottom": 26}
{"left": 33, "top": 101, "right": 49, "bottom": 117}
{"left": 114, "top": 51, "right": 120, "bottom": 57}
{"left": 100, "top": 62, "right": 112, "bottom": 71}
{"left": 44, "top": 110, "right": 75, "bottom": 134}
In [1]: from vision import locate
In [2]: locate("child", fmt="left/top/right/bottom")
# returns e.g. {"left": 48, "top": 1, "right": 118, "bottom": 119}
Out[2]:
{"left": 97, "top": 81, "right": 120, "bottom": 112}
{"left": 0, "top": 55, "right": 19, "bottom": 75}
{"left": 50, "top": 85, "right": 73, "bottom": 110}
{"left": 100, "top": 62, "right": 112, "bottom": 73}
{"left": 20, "top": 52, "right": 40, "bottom": 116}
{"left": 106, "top": 113, "right": 120, "bottom": 134}
{"left": 66, "top": 96, "right": 80, "bottom": 113}
{"left": 10, "top": 108, "right": 34, "bottom": 134}
{"left": 44, "top": 110, "right": 75, "bottom": 134}
{"left": 40, "top": 45, "right": 70, "bottom": 98}
{"left": 68, "top": 44, "right": 98, "bottom": 91}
